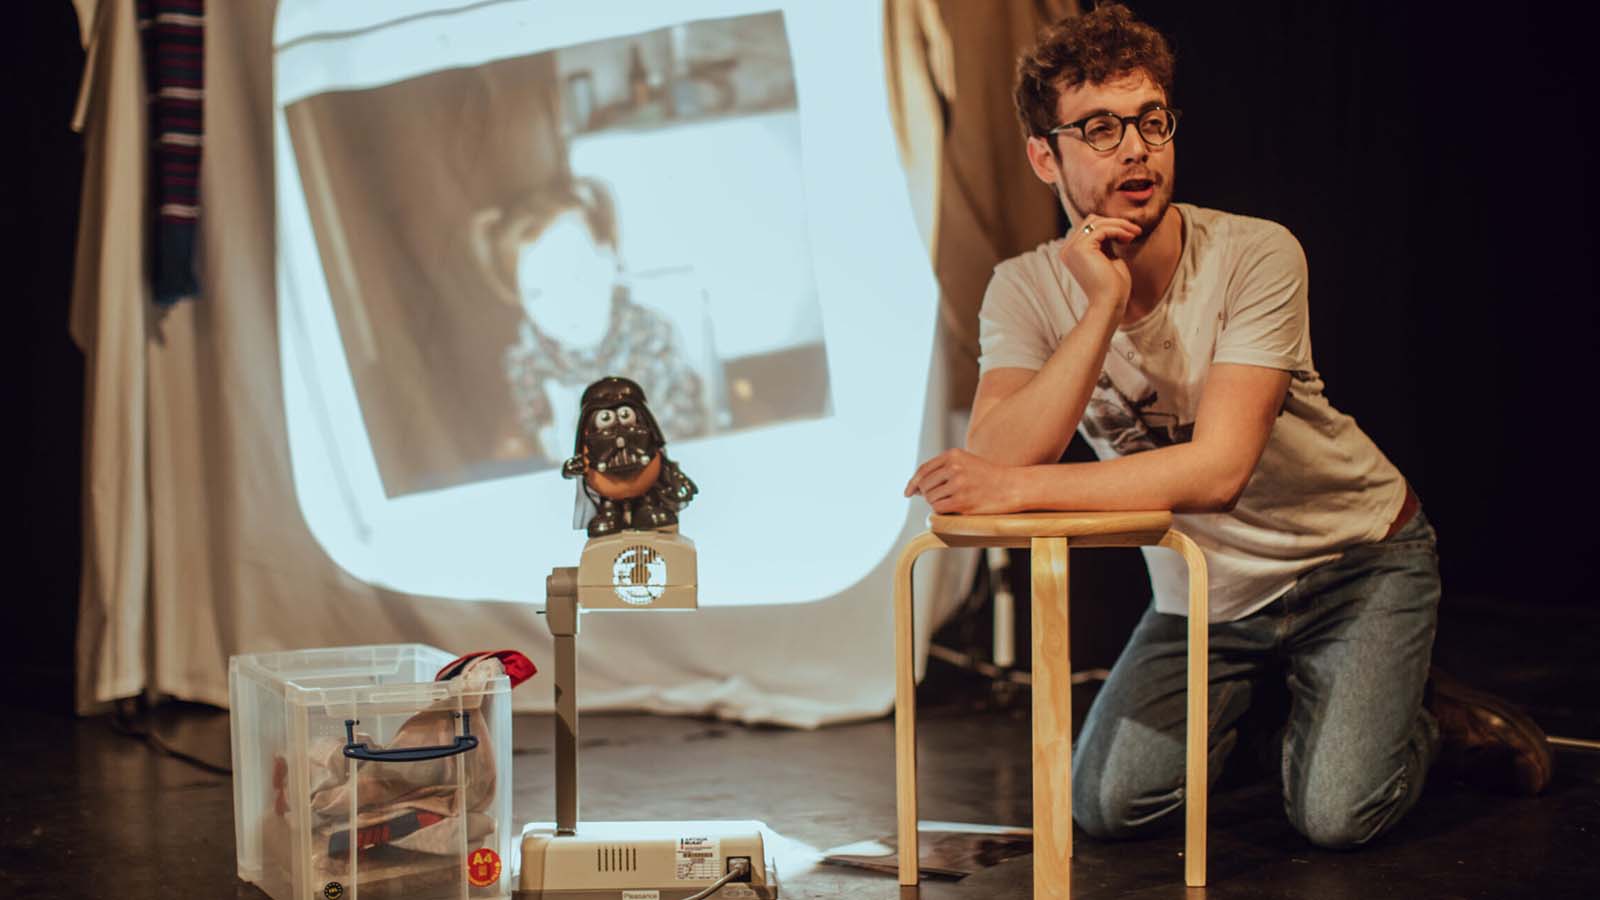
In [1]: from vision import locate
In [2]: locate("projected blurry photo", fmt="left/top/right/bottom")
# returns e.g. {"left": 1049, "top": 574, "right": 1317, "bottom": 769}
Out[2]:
{"left": 284, "top": 11, "right": 829, "bottom": 496}
{"left": 471, "top": 178, "right": 710, "bottom": 464}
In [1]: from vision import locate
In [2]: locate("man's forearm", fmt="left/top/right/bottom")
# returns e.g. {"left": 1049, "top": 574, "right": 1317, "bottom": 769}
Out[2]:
{"left": 968, "top": 302, "right": 1121, "bottom": 465}
{"left": 1011, "top": 441, "right": 1250, "bottom": 514}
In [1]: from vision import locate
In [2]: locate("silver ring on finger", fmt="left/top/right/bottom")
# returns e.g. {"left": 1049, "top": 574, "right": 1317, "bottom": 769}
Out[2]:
{"left": 1081, "top": 221, "right": 1095, "bottom": 235}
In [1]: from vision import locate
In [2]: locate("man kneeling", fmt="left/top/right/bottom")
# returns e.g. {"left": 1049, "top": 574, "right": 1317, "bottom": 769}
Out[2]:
{"left": 904, "top": 2, "right": 1551, "bottom": 850}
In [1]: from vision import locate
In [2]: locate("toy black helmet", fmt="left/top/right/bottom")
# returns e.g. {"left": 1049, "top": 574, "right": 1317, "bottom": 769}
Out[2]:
{"left": 572, "top": 376, "right": 666, "bottom": 456}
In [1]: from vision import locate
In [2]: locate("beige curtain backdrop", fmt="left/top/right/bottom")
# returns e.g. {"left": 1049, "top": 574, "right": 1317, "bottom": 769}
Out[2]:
{"left": 74, "top": 0, "right": 344, "bottom": 711}
{"left": 70, "top": 0, "right": 1070, "bottom": 719}
{"left": 886, "top": 0, "right": 1078, "bottom": 408}
{"left": 72, "top": 0, "right": 149, "bottom": 706}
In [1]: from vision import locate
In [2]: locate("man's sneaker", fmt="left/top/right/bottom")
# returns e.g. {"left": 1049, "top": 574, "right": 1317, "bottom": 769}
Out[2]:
{"left": 1426, "top": 667, "right": 1554, "bottom": 795}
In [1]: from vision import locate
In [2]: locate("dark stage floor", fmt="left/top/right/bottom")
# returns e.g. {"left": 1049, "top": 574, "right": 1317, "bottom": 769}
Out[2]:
{"left": 3, "top": 614, "right": 1597, "bottom": 900}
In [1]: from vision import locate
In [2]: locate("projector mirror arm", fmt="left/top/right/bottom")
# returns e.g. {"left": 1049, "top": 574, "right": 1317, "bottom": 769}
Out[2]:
{"left": 545, "top": 565, "right": 581, "bottom": 836}
{"left": 542, "top": 530, "right": 697, "bottom": 840}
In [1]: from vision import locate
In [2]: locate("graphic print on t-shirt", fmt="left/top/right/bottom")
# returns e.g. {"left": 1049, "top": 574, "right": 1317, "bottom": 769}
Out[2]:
{"left": 1080, "top": 373, "right": 1194, "bottom": 455}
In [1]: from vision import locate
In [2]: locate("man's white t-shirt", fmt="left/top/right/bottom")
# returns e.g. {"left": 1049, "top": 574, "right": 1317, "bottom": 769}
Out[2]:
{"left": 977, "top": 203, "right": 1408, "bottom": 622}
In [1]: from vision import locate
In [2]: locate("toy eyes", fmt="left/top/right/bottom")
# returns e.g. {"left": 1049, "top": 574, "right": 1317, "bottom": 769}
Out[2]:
{"left": 592, "top": 406, "right": 637, "bottom": 429}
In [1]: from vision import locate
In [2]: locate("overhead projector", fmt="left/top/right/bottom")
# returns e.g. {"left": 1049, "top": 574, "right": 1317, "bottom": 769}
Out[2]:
{"left": 517, "top": 529, "right": 779, "bottom": 900}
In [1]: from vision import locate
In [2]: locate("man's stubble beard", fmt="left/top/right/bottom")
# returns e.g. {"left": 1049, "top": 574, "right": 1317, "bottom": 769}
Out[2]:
{"left": 1062, "top": 175, "right": 1174, "bottom": 251}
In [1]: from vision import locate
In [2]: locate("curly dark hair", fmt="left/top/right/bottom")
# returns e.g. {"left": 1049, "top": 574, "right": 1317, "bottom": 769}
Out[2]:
{"left": 1014, "top": 3, "right": 1176, "bottom": 142}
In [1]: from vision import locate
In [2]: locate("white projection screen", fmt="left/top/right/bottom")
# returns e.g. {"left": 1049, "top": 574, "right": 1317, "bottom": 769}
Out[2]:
{"left": 274, "top": 0, "right": 940, "bottom": 606}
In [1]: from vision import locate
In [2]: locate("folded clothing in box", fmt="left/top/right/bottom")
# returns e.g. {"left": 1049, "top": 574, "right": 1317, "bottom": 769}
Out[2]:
{"left": 311, "top": 651, "right": 528, "bottom": 871}
{"left": 232, "top": 640, "right": 534, "bottom": 890}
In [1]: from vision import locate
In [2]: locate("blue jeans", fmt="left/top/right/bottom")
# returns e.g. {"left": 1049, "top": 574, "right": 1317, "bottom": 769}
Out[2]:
{"left": 1071, "top": 510, "right": 1442, "bottom": 849}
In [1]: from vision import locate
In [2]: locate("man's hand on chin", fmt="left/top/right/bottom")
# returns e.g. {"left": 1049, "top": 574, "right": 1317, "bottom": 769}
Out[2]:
{"left": 902, "top": 448, "right": 1023, "bottom": 515}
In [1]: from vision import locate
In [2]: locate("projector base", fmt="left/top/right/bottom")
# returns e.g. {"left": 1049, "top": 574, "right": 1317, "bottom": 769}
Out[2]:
{"left": 516, "top": 821, "right": 778, "bottom": 900}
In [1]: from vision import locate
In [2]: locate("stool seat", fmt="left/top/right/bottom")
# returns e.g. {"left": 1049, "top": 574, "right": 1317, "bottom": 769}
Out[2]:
{"left": 892, "top": 511, "right": 1210, "bottom": 897}
{"left": 929, "top": 510, "right": 1172, "bottom": 544}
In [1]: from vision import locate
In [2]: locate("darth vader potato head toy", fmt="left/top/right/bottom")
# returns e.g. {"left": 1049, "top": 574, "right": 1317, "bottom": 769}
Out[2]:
{"left": 562, "top": 376, "right": 698, "bottom": 537}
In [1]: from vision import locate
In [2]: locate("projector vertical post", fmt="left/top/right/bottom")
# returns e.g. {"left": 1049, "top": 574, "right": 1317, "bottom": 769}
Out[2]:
{"left": 545, "top": 567, "right": 580, "bottom": 835}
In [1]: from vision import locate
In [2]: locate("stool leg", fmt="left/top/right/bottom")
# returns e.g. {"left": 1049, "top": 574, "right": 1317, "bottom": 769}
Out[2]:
{"left": 1160, "top": 530, "right": 1209, "bottom": 888}
{"left": 1030, "top": 536, "right": 1071, "bottom": 900}
{"left": 893, "top": 531, "right": 944, "bottom": 887}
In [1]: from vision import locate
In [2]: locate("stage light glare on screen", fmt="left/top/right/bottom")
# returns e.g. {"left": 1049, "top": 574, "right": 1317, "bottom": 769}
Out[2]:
{"left": 274, "top": 0, "right": 938, "bottom": 604}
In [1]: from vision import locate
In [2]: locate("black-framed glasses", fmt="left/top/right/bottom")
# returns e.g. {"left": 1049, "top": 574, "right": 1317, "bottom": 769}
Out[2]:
{"left": 1048, "top": 106, "right": 1181, "bottom": 152}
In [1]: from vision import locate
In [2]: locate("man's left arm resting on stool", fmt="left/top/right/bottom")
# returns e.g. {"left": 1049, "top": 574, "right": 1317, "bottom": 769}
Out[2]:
{"left": 903, "top": 363, "right": 1289, "bottom": 515}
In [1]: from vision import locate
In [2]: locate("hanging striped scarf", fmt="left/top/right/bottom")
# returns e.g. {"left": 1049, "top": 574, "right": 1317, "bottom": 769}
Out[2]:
{"left": 137, "top": 0, "right": 204, "bottom": 305}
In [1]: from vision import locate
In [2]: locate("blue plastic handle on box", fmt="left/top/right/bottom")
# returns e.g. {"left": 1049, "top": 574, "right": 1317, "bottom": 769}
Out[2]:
{"left": 342, "top": 711, "right": 479, "bottom": 762}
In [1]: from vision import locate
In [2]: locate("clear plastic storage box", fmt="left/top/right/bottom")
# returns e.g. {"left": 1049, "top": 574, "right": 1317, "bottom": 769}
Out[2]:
{"left": 230, "top": 645, "right": 514, "bottom": 900}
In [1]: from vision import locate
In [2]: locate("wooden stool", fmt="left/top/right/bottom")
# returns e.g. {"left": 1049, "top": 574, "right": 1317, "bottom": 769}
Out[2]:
{"left": 892, "top": 511, "right": 1210, "bottom": 896}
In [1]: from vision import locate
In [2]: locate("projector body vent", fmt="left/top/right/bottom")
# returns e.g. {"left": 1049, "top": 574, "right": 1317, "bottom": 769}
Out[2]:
{"left": 596, "top": 844, "right": 639, "bottom": 873}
